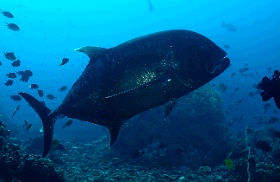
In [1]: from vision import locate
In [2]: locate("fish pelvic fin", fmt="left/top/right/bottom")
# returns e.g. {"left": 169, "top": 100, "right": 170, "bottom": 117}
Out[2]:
{"left": 108, "top": 122, "right": 123, "bottom": 147}
{"left": 74, "top": 46, "right": 107, "bottom": 59}
{"left": 18, "top": 92, "right": 55, "bottom": 157}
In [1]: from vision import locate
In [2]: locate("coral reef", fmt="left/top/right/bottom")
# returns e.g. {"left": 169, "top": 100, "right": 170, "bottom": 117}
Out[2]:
{"left": 0, "top": 120, "right": 64, "bottom": 182}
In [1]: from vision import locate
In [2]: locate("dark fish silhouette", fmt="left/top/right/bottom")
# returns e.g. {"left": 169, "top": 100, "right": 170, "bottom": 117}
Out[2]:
{"left": 239, "top": 67, "right": 249, "bottom": 73}
{"left": 23, "top": 120, "right": 32, "bottom": 131}
{"left": 46, "top": 94, "right": 57, "bottom": 100}
{"left": 17, "top": 70, "right": 33, "bottom": 82}
{"left": 222, "top": 22, "right": 237, "bottom": 32}
{"left": 5, "top": 23, "right": 20, "bottom": 31}
{"left": 0, "top": 61, "right": 2, "bottom": 66}
{"left": 6, "top": 73, "right": 17, "bottom": 79}
{"left": 258, "top": 70, "right": 280, "bottom": 109}
{"left": 38, "top": 89, "right": 44, "bottom": 97}
{"left": 3, "top": 52, "right": 16, "bottom": 61}
{"left": 19, "top": 30, "right": 230, "bottom": 157}
{"left": 29, "top": 84, "right": 39, "bottom": 89}
{"left": 59, "top": 58, "right": 69, "bottom": 66}
{"left": 223, "top": 45, "right": 230, "bottom": 49}
{"left": 12, "top": 59, "right": 20, "bottom": 67}
{"left": 1, "top": 10, "right": 14, "bottom": 18}
{"left": 59, "top": 86, "right": 67, "bottom": 92}
{"left": 12, "top": 105, "right": 21, "bottom": 119}
{"left": 63, "top": 120, "right": 73, "bottom": 128}
{"left": 11, "top": 95, "right": 22, "bottom": 101}
{"left": 5, "top": 80, "right": 13, "bottom": 86}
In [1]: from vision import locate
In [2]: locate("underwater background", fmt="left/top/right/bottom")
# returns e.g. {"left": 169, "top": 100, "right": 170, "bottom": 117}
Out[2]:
{"left": 1, "top": 0, "right": 280, "bottom": 181}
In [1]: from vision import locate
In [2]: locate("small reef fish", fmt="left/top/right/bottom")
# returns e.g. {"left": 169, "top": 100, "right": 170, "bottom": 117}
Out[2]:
{"left": 23, "top": 120, "right": 32, "bottom": 131}
{"left": 12, "top": 60, "right": 20, "bottom": 67}
{"left": 63, "top": 120, "right": 73, "bottom": 128}
{"left": 38, "top": 89, "right": 44, "bottom": 97}
{"left": 17, "top": 70, "right": 33, "bottom": 82}
{"left": 59, "top": 58, "right": 69, "bottom": 66}
{"left": 3, "top": 52, "right": 16, "bottom": 61}
{"left": 5, "top": 23, "right": 20, "bottom": 31}
{"left": 0, "top": 10, "right": 14, "bottom": 18}
{"left": 59, "top": 86, "right": 67, "bottom": 92}
{"left": 6, "top": 73, "right": 17, "bottom": 79}
{"left": 46, "top": 94, "right": 57, "bottom": 100}
{"left": 11, "top": 95, "right": 22, "bottom": 101}
{"left": 5, "top": 80, "right": 13, "bottom": 86}
{"left": 29, "top": 84, "right": 39, "bottom": 89}
{"left": 222, "top": 22, "right": 237, "bottom": 32}
{"left": 12, "top": 105, "right": 21, "bottom": 119}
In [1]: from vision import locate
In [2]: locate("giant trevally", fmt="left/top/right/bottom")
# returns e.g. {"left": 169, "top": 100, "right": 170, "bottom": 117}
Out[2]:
{"left": 19, "top": 30, "right": 230, "bottom": 157}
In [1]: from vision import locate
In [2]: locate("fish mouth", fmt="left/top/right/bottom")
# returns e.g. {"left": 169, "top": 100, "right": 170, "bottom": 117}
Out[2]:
{"left": 206, "top": 57, "right": 230, "bottom": 75}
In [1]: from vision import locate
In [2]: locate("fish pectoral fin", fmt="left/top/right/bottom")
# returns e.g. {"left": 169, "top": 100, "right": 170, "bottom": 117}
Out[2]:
{"left": 108, "top": 122, "right": 123, "bottom": 147}
{"left": 74, "top": 46, "right": 107, "bottom": 59}
{"left": 274, "top": 96, "right": 280, "bottom": 109}
{"left": 164, "top": 99, "right": 177, "bottom": 118}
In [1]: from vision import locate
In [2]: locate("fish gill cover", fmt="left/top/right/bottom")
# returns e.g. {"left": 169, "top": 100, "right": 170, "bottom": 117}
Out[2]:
{"left": 1, "top": 0, "right": 280, "bottom": 181}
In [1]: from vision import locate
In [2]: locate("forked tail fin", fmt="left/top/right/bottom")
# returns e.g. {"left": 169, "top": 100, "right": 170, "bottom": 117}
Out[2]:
{"left": 18, "top": 92, "right": 56, "bottom": 157}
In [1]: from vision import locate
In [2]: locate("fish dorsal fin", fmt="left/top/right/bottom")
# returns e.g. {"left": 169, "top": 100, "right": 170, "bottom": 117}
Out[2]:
{"left": 108, "top": 122, "right": 123, "bottom": 147}
{"left": 74, "top": 46, "right": 107, "bottom": 59}
{"left": 164, "top": 99, "right": 177, "bottom": 118}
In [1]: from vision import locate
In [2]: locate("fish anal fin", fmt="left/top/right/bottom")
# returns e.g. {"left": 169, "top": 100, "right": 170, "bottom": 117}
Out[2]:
{"left": 74, "top": 46, "right": 107, "bottom": 59}
{"left": 108, "top": 122, "right": 123, "bottom": 147}
{"left": 164, "top": 99, "right": 177, "bottom": 118}
{"left": 274, "top": 96, "right": 280, "bottom": 109}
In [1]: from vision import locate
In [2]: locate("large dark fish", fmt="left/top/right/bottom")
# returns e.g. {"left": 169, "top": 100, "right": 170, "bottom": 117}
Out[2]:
{"left": 19, "top": 30, "right": 230, "bottom": 157}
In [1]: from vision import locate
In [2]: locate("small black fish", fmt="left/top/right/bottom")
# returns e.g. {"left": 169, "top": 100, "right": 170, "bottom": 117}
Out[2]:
{"left": 11, "top": 95, "right": 22, "bottom": 101}
{"left": 222, "top": 22, "right": 237, "bottom": 32}
{"left": 6, "top": 73, "right": 17, "bottom": 79}
{"left": 234, "top": 87, "right": 239, "bottom": 92}
{"left": 29, "top": 84, "right": 39, "bottom": 89}
{"left": 26, "top": 124, "right": 32, "bottom": 131}
{"left": 59, "top": 58, "right": 69, "bottom": 66}
{"left": 218, "top": 83, "right": 228, "bottom": 92}
{"left": 23, "top": 120, "right": 32, "bottom": 131}
{"left": 12, "top": 59, "right": 20, "bottom": 67}
{"left": 52, "top": 139, "right": 67, "bottom": 152}
{"left": 38, "top": 89, "right": 44, "bottom": 97}
{"left": 17, "top": 70, "right": 33, "bottom": 82}
{"left": 59, "top": 86, "right": 67, "bottom": 92}
{"left": 63, "top": 120, "right": 73, "bottom": 128}
{"left": 230, "top": 72, "right": 236, "bottom": 77}
{"left": 5, "top": 80, "right": 13, "bottom": 86}
{"left": 1, "top": 10, "right": 14, "bottom": 18}
{"left": 223, "top": 45, "right": 230, "bottom": 49}
{"left": 12, "top": 105, "right": 21, "bottom": 119}
{"left": 0, "top": 61, "right": 2, "bottom": 66}
{"left": 258, "top": 70, "right": 280, "bottom": 110}
{"left": 3, "top": 52, "right": 16, "bottom": 61}
{"left": 239, "top": 67, "right": 249, "bottom": 73}
{"left": 5, "top": 23, "right": 20, "bottom": 31}
{"left": 46, "top": 94, "right": 57, "bottom": 100}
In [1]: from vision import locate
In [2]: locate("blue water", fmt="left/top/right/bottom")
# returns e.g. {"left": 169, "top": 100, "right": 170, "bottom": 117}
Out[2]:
{"left": 1, "top": 0, "right": 280, "bottom": 140}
